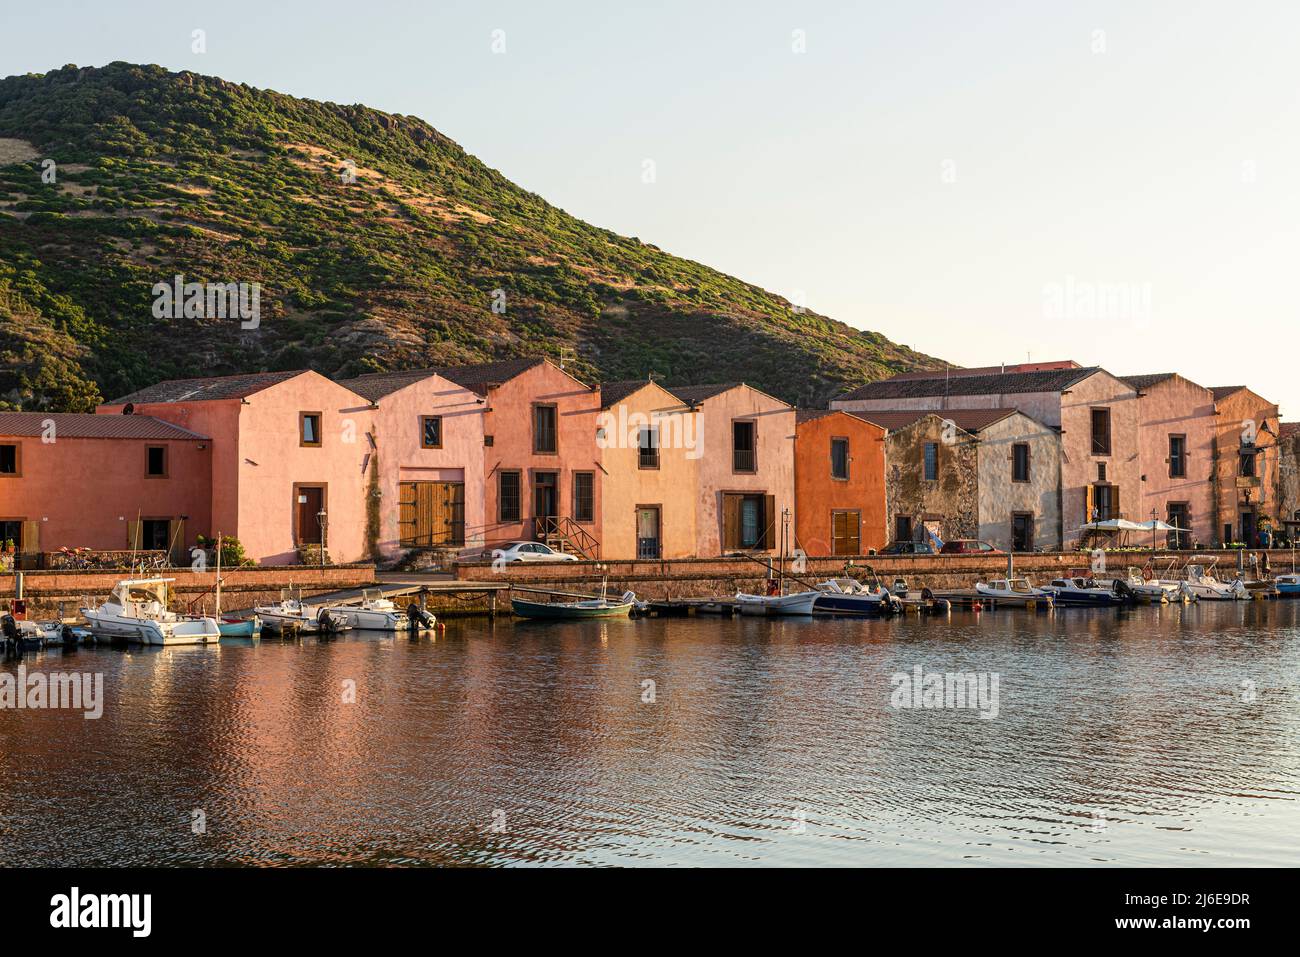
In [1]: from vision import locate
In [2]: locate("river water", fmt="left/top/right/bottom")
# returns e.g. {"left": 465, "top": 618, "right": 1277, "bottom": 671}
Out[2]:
{"left": 2, "top": 601, "right": 1298, "bottom": 867}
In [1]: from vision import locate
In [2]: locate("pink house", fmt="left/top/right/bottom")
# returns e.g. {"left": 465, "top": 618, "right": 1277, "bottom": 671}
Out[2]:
{"left": 99, "top": 370, "right": 374, "bottom": 565}
{"left": 1122, "top": 373, "right": 1217, "bottom": 547}
{"left": 667, "top": 383, "right": 796, "bottom": 555}
{"left": 339, "top": 368, "right": 486, "bottom": 559}
{"left": 1, "top": 412, "right": 212, "bottom": 564}
{"left": 462, "top": 359, "right": 603, "bottom": 557}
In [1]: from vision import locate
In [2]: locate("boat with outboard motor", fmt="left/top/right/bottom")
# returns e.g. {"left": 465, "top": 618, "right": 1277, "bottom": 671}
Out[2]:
{"left": 1042, "top": 576, "right": 1126, "bottom": 606}
{"left": 1180, "top": 561, "right": 1249, "bottom": 601}
{"left": 254, "top": 590, "right": 352, "bottom": 635}
{"left": 80, "top": 578, "right": 220, "bottom": 645}
{"left": 974, "top": 577, "right": 1054, "bottom": 607}
{"left": 810, "top": 578, "right": 903, "bottom": 616}
{"left": 323, "top": 590, "right": 437, "bottom": 630}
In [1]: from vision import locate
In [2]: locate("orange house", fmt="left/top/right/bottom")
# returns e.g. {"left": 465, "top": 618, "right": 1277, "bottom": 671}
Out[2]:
{"left": 0, "top": 412, "right": 212, "bottom": 564}
{"left": 794, "top": 410, "right": 887, "bottom": 556}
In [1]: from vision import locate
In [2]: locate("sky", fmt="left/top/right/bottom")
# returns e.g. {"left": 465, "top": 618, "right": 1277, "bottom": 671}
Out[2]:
{"left": 4, "top": 0, "right": 1299, "bottom": 414}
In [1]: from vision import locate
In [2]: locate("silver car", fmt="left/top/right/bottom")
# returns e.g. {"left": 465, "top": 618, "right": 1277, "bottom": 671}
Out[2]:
{"left": 490, "top": 541, "right": 580, "bottom": 563}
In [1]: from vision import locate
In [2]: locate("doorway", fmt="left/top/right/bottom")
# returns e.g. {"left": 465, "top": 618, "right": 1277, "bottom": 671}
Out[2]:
{"left": 1240, "top": 510, "right": 1257, "bottom": 547}
{"left": 636, "top": 506, "right": 661, "bottom": 559}
{"left": 1011, "top": 513, "right": 1034, "bottom": 552}
{"left": 533, "top": 472, "right": 558, "bottom": 537}
{"left": 399, "top": 481, "right": 466, "bottom": 546}
{"left": 295, "top": 485, "right": 325, "bottom": 544}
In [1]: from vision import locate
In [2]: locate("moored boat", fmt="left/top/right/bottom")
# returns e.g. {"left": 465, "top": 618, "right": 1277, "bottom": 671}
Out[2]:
{"left": 511, "top": 591, "right": 638, "bottom": 620}
{"left": 974, "top": 577, "right": 1054, "bottom": 608}
{"left": 1042, "top": 576, "right": 1126, "bottom": 606}
{"left": 1275, "top": 574, "right": 1300, "bottom": 596}
{"left": 322, "top": 590, "right": 437, "bottom": 631}
{"left": 734, "top": 588, "right": 821, "bottom": 616}
{"left": 254, "top": 592, "right": 351, "bottom": 635}
{"left": 1181, "top": 563, "right": 1249, "bottom": 601}
{"left": 80, "top": 578, "right": 220, "bottom": 645}
{"left": 217, "top": 616, "right": 261, "bottom": 638}
{"left": 810, "top": 578, "right": 902, "bottom": 616}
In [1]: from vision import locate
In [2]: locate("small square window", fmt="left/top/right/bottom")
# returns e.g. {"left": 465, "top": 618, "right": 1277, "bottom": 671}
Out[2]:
{"left": 300, "top": 412, "right": 322, "bottom": 447}
{"left": 0, "top": 443, "right": 17, "bottom": 476}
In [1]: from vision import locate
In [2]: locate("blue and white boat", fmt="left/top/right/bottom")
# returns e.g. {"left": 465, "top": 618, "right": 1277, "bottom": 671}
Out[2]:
{"left": 1043, "top": 577, "right": 1126, "bottom": 606}
{"left": 1275, "top": 574, "right": 1300, "bottom": 597}
{"left": 811, "top": 578, "right": 901, "bottom": 616}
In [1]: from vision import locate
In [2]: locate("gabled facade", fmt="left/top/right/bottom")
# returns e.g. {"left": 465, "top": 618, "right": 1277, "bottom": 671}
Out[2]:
{"left": 468, "top": 359, "right": 604, "bottom": 556}
{"left": 1278, "top": 422, "right": 1300, "bottom": 543}
{"left": 974, "top": 411, "right": 1063, "bottom": 552}
{"left": 793, "top": 409, "right": 886, "bottom": 556}
{"left": 100, "top": 370, "right": 373, "bottom": 564}
{"left": 0, "top": 412, "right": 212, "bottom": 563}
{"left": 1210, "top": 385, "right": 1281, "bottom": 545}
{"left": 1122, "top": 373, "right": 1217, "bottom": 548}
{"left": 339, "top": 368, "right": 487, "bottom": 560}
{"left": 837, "top": 365, "right": 1139, "bottom": 547}
{"left": 668, "top": 383, "right": 795, "bottom": 555}
{"left": 597, "top": 380, "right": 699, "bottom": 559}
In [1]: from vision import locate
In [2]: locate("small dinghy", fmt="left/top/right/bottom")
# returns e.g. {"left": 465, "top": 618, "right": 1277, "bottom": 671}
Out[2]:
{"left": 217, "top": 616, "right": 261, "bottom": 638}
{"left": 1274, "top": 574, "right": 1300, "bottom": 597}
{"left": 734, "top": 588, "right": 821, "bottom": 616}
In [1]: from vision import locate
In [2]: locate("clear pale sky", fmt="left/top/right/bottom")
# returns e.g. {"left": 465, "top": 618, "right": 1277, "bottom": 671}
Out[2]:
{"left": 5, "top": 1, "right": 1298, "bottom": 415}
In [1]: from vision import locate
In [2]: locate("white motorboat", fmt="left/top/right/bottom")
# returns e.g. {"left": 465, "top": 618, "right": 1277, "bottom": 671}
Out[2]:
{"left": 254, "top": 591, "right": 352, "bottom": 634}
{"left": 811, "top": 578, "right": 902, "bottom": 616}
{"left": 1042, "top": 576, "right": 1125, "bottom": 606}
{"left": 734, "top": 588, "right": 821, "bottom": 616}
{"left": 324, "top": 590, "right": 436, "bottom": 631}
{"left": 1181, "top": 563, "right": 1248, "bottom": 601}
{"left": 1106, "top": 567, "right": 1178, "bottom": 603}
{"left": 80, "top": 578, "right": 220, "bottom": 645}
{"left": 974, "top": 577, "right": 1054, "bottom": 607}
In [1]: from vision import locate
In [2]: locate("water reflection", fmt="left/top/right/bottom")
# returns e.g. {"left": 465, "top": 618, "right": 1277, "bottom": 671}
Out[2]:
{"left": 1, "top": 602, "right": 1298, "bottom": 866}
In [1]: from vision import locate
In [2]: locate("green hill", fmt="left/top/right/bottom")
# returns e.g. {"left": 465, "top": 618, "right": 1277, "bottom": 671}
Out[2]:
{"left": 0, "top": 62, "right": 942, "bottom": 411}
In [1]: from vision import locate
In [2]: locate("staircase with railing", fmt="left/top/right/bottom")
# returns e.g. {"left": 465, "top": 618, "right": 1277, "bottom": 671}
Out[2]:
{"left": 535, "top": 516, "right": 600, "bottom": 560}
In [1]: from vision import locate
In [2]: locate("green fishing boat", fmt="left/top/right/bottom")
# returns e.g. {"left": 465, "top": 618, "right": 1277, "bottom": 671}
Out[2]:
{"left": 511, "top": 588, "right": 639, "bottom": 620}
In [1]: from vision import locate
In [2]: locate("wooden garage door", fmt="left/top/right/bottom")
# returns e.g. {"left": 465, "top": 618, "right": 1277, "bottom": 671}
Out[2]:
{"left": 399, "top": 482, "right": 465, "bottom": 546}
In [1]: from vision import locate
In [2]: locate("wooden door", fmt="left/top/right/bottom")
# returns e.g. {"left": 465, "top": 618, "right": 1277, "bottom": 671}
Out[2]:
{"left": 399, "top": 482, "right": 466, "bottom": 546}
{"left": 636, "top": 506, "right": 661, "bottom": 559}
{"left": 832, "top": 510, "right": 861, "bottom": 555}
{"left": 297, "top": 486, "right": 324, "bottom": 544}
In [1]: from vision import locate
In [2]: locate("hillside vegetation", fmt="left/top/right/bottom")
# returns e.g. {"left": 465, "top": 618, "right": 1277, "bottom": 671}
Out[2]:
{"left": 0, "top": 62, "right": 941, "bottom": 410}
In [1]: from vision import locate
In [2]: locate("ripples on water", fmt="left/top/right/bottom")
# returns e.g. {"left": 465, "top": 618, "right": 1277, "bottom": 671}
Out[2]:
{"left": 2, "top": 602, "right": 1299, "bottom": 867}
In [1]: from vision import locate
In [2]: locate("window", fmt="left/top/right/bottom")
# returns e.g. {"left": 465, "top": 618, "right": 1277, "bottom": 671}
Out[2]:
{"left": 1168, "top": 434, "right": 1186, "bottom": 478}
{"left": 533, "top": 404, "right": 558, "bottom": 454}
{"left": 831, "top": 510, "right": 860, "bottom": 555}
{"left": 1167, "top": 503, "right": 1190, "bottom": 549}
{"left": 923, "top": 442, "right": 938, "bottom": 481}
{"left": 573, "top": 472, "right": 594, "bottom": 523}
{"left": 300, "top": 412, "right": 322, "bottom": 447}
{"left": 499, "top": 471, "right": 522, "bottom": 522}
{"left": 1239, "top": 450, "right": 1257, "bottom": 477}
{"left": 722, "top": 492, "right": 773, "bottom": 549}
{"left": 733, "top": 420, "right": 756, "bottom": 472}
{"left": 0, "top": 520, "right": 22, "bottom": 550}
{"left": 140, "top": 519, "right": 170, "bottom": 550}
{"left": 831, "top": 437, "right": 850, "bottom": 480}
{"left": 1012, "top": 513, "right": 1034, "bottom": 552}
{"left": 146, "top": 445, "right": 167, "bottom": 477}
{"left": 1012, "top": 443, "right": 1030, "bottom": 483}
{"left": 1097, "top": 462, "right": 1106, "bottom": 482}
{"left": 0, "top": 443, "right": 18, "bottom": 476}
{"left": 895, "top": 515, "right": 913, "bottom": 543}
{"left": 421, "top": 416, "right": 443, "bottom": 449}
{"left": 638, "top": 426, "right": 660, "bottom": 469}
{"left": 1090, "top": 408, "right": 1111, "bottom": 455}
{"left": 1091, "top": 484, "right": 1117, "bottom": 521}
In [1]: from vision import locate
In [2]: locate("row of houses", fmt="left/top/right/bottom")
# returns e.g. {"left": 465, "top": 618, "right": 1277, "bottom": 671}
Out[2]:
{"left": 0, "top": 357, "right": 1294, "bottom": 565}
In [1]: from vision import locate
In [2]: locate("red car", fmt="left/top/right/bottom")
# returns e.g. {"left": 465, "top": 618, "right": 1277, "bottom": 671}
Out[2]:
{"left": 939, "top": 539, "right": 1005, "bottom": 555}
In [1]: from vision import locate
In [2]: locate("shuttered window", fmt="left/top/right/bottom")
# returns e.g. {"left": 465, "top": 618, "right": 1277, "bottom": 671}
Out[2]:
{"left": 573, "top": 472, "right": 594, "bottom": 522}
{"left": 533, "top": 405, "right": 558, "bottom": 453}
{"left": 499, "top": 471, "right": 522, "bottom": 522}
{"left": 832, "top": 510, "right": 860, "bottom": 555}
{"left": 1091, "top": 408, "right": 1111, "bottom": 455}
{"left": 722, "top": 493, "right": 774, "bottom": 550}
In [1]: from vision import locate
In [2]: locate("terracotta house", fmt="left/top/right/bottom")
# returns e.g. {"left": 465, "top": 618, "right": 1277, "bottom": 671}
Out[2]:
{"left": 462, "top": 358, "right": 603, "bottom": 557}
{"left": 1122, "top": 373, "right": 1217, "bottom": 548}
{"left": 1209, "top": 385, "right": 1281, "bottom": 545}
{"left": 838, "top": 366, "right": 1139, "bottom": 547}
{"left": 667, "top": 383, "right": 796, "bottom": 556}
{"left": 1278, "top": 422, "right": 1300, "bottom": 544}
{"left": 793, "top": 409, "right": 886, "bottom": 556}
{"left": 338, "top": 368, "right": 487, "bottom": 560}
{"left": 597, "top": 380, "right": 699, "bottom": 560}
{"left": 99, "top": 370, "right": 373, "bottom": 565}
{"left": 0, "top": 412, "right": 212, "bottom": 563}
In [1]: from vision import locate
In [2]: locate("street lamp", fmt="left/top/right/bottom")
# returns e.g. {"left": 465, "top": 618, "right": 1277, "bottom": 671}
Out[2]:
{"left": 316, "top": 508, "right": 328, "bottom": 571}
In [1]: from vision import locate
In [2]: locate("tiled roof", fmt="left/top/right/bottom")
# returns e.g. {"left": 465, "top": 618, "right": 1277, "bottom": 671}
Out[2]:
{"left": 854, "top": 408, "right": 1021, "bottom": 434}
{"left": 665, "top": 383, "right": 742, "bottom": 406}
{"left": 0, "top": 412, "right": 209, "bottom": 440}
{"left": 888, "top": 360, "right": 1081, "bottom": 381}
{"left": 599, "top": 379, "right": 657, "bottom": 409}
{"left": 795, "top": 409, "right": 838, "bottom": 424}
{"left": 1210, "top": 385, "right": 1246, "bottom": 400}
{"left": 1122, "top": 373, "right": 1177, "bottom": 391}
{"left": 338, "top": 369, "right": 446, "bottom": 402}
{"left": 106, "top": 370, "right": 305, "bottom": 405}
{"left": 439, "top": 358, "right": 550, "bottom": 395}
{"left": 836, "top": 367, "right": 1102, "bottom": 402}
